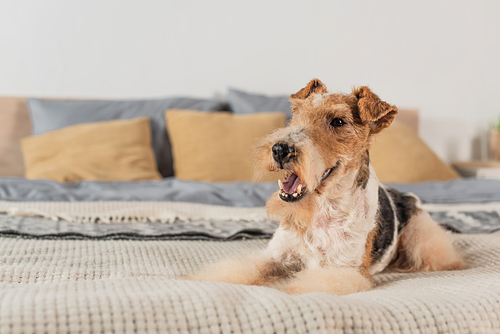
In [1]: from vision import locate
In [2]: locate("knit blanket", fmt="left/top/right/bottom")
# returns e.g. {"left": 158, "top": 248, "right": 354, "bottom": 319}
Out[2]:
{"left": 0, "top": 232, "right": 499, "bottom": 333}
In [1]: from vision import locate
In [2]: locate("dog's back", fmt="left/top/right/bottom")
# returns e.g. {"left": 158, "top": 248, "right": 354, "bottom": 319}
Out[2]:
{"left": 371, "top": 184, "right": 464, "bottom": 274}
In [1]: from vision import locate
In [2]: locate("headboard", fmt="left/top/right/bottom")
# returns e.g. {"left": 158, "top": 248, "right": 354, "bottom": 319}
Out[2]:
{"left": 394, "top": 108, "right": 419, "bottom": 133}
{"left": 0, "top": 96, "right": 419, "bottom": 177}
{"left": 0, "top": 97, "right": 32, "bottom": 177}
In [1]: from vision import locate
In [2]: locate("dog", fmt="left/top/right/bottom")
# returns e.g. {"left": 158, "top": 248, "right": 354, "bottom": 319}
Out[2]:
{"left": 190, "top": 79, "right": 464, "bottom": 295}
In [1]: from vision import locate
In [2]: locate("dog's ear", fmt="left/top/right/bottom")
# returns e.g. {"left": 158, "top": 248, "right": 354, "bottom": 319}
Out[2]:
{"left": 290, "top": 79, "right": 327, "bottom": 114}
{"left": 354, "top": 86, "right": 398, "bottom": 134}
{"left": 290, "top": 79, "right": 327, "bottom": 100}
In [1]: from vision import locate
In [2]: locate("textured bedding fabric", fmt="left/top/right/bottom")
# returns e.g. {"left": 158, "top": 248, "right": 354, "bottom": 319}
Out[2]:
{"left": 0, "top": 232, "right": 499, "bottom": 333}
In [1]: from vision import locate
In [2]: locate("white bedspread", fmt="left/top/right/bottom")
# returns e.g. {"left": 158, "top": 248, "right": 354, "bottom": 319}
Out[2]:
{"left": 0, "top": 232, "right": 499, "bottom": 333}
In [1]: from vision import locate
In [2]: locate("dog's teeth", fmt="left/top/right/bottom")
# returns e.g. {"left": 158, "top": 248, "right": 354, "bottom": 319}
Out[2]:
{"left": 278, "top": 179, "right": 283, "bottom": 189}
{"left": 284, "top": 193, "right": 288, "bottom": 197}
{"left": 293, "top": 193, "right": 298, "bottom": 197}
{"left": 297, "top": 184, "right": 302, "bottom": 194}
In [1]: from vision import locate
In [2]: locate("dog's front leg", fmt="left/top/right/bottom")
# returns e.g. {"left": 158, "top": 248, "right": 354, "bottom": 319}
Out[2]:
{"left": 284, "top": 267, "right": 372, "bottom": 295}
{"left": 188, "top": 253, "right": 284, "bottom": 286}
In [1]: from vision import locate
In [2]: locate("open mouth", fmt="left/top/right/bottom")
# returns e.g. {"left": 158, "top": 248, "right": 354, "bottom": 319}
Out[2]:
{"left": 278, "top": 167, "right": 334, "bottom": 202}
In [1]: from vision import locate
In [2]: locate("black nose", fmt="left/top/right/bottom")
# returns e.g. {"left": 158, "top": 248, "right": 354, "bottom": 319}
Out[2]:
{"left": 272, "top": 142, "right": 294, "bottom": 168}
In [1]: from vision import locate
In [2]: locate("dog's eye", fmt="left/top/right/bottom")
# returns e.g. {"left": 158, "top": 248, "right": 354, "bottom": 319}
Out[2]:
{"left": 330, "top": 118, "right": 345, "bottom": 128}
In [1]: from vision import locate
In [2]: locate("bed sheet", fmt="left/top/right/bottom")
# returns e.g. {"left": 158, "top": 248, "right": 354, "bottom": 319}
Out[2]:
{"left": 0, "top": 177, "right": 499, "bottom": 204}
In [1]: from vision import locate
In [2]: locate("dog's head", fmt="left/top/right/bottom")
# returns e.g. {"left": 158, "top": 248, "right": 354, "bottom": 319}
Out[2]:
{"left": 255, "top": 79, "right": 397, "bottom": 206}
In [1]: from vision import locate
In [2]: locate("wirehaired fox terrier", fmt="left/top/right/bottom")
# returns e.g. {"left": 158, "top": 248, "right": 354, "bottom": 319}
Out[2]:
{"left": 191, "top": 79, "right": 464, "bottom": 295}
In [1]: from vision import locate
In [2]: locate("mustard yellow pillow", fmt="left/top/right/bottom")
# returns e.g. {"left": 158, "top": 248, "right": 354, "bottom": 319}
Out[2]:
{"left": 370, "top": 121, "right": 460, "bottom": 183}
{"left": 21, "top": 117, "right": 162, "bottom": 182}
{"left": 166, "top": 110, "right": 286, "bottom": 182}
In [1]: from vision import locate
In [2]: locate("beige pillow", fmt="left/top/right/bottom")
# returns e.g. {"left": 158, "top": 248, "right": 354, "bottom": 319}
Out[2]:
{"left": 21, "top": 117, "right": 162, "bottom": 182}
{"left": 371, "top": 121, "right": 460, "bottom": 183}
{"left": 166, "top": 110, "right": 286, "bottom": 182}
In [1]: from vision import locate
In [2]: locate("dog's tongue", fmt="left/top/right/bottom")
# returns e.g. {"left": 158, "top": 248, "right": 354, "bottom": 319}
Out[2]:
{"left": 283, "top": 173, "right": 301, "bottom": 195}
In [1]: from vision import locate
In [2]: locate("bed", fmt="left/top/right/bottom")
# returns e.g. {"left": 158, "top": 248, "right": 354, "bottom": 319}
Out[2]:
{"left": 0, "top": 93, "right": 499, "bottom": 333}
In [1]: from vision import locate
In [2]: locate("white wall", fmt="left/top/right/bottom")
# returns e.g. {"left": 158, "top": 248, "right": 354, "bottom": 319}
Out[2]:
{"left": 1, "top": 0, "right": 499, "bottom": 162}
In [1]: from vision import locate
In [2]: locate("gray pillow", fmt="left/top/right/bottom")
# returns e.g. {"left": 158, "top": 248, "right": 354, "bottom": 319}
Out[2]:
{"left": 227, "top": 88, "right": 293, "bottom": 119}
{"left": 28, "top": 98, "right": 224, "bottom": 178}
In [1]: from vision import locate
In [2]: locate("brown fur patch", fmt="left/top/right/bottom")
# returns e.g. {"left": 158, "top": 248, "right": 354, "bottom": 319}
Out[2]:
{"left": 267, "top": 190, "right": 319, "bottom": 235}
{"left": 355, "top": 150, "right": 370, "bottom": 189}
{"left": 277, "top": 251, "right": 305, "bottom": 276}
{"left": 360, "top": 229, "right": 376, "bottom": 279}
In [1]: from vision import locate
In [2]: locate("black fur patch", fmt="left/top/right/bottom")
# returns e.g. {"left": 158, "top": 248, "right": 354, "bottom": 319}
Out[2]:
{"left": 371, "top": 187, "right": 396, "bottom": 262}
{"left": 386, "top": 188, "right": 418, "bottom": 232}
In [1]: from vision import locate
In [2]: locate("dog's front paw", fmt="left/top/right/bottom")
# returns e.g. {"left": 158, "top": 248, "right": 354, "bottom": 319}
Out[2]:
{"left": 284, "top": 267, "right": 372, "bottom": 295}
{"left": 187, "top": 269, "right": 220, "bottom": 282}
{"left": 187, "top": 254, "right": 275, "bottom": 286}
{"left": 284, "top": 279, "right": 347, "bottom": 295}
{"left": 188, "top": 259, "right": 255, "bottom": 284}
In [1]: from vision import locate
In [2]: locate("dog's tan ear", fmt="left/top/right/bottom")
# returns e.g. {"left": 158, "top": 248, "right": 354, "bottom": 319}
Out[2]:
{"left": 354, "top": 86, "right": 398, "bottom": 134}
{"left": 291, "top": 79, "right": 327, "bottom": 100}
{"left": 290, "top": 79, "right": 327, "bottom": 114}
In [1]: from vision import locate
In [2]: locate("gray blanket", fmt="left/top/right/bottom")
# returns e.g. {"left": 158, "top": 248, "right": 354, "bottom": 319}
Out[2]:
{"left": 1, "top": 177, "right": 500, "bottom": 205}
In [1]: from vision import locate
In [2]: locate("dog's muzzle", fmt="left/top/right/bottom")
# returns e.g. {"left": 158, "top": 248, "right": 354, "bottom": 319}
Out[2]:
{"left": 272, "top": 142, "right": 294, "bottom": 169}
{"left": 272, "top": 142, "right": 305, "bottom": 202}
